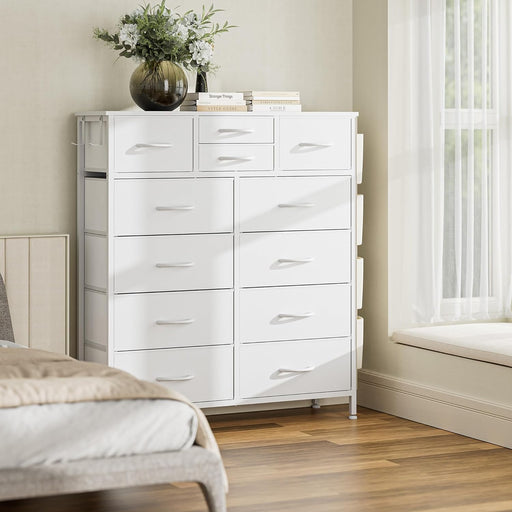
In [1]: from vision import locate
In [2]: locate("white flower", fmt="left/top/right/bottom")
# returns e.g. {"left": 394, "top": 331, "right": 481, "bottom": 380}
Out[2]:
{"left": 130, "top": 7, "right": 145, "bottom": 18}
{"left": 172, "top": 23, "right": 189, "bottom": 43}
{"left": 183, "top": 12, "right": 198, "bottom": 26}
{"left": 189, "top": 40, "right": 213, "bottom": 67}
{"left": 191, "top": 26, "right": 206, "bottom": 38}
{"left": 119, "top": 23, "right": 139, "bottom": 47}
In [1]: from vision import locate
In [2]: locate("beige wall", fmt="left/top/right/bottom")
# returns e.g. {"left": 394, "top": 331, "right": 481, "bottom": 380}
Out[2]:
{"left": 353, "top": 0, "right": 388, "bottom": 371}
{"left": 0, "top": 0, "right": 352, "bottom": 354}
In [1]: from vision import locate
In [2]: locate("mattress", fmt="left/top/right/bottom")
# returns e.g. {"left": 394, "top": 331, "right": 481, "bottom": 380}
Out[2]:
{"left": 0, "top": 398, "right": 197, "bottom": 468}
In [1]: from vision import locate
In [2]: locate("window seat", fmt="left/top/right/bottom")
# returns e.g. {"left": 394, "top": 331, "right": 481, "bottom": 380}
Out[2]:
{"left": 392, "top": 323, "right": 512, "bottom": 368}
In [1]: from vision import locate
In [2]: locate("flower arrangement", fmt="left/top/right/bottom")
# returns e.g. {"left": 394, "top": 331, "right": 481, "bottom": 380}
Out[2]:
{"left": 93, "top": 2, "right": 233, "bottom": 73}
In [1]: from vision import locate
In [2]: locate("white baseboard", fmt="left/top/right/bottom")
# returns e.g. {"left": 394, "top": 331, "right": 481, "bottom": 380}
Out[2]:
{"left": 358, "top": 369, "right": 512, "bottom": 449}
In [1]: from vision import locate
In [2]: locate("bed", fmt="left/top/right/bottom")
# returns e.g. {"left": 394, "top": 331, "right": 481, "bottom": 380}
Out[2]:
{"left": 0, "top": 276, "right": 227, "bottom": 512}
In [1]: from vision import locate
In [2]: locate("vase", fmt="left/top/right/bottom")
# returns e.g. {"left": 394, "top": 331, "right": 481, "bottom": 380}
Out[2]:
{"left": 129, "top": 61, "right": 188, "bottom": 111}
{"left": 195, "top": 70, "right": 208, "bottom": 93}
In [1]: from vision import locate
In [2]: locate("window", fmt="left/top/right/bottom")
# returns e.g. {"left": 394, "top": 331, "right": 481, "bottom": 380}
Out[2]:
{"left": 442, "top": 0, "right": 498, "bottom": 305}
{"left": 388, "top": 0, "right": 512, "bottom": 330}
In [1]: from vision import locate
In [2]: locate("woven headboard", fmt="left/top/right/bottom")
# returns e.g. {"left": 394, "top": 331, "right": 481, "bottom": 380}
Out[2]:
{"left": 0, "top": 274, "right": 14, "bottom": 343}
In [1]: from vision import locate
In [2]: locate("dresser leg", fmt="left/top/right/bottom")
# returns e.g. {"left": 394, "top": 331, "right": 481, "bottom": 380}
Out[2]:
{"left": 311, "top": 399, "right": 321, "bottom": 409}
{"left": 348, "top": 396, "right": 357, "bottom": 419}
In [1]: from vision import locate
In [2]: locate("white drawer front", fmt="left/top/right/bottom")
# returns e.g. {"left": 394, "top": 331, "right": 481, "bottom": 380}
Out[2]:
{"left": 239, "top": 177, "right": 351, "bottom": 232}
{"left": 83, "top": 118, "right": 108, "bottom": 170}
{"left": 114, "top": 234, "right": 233, "bottom": 293}
{"left": 239, "top": 338, "right": 351, "bottom": 398}
{"left": 114, "top": 290, "right": 233, "bottom": 350}
{"left": 239, "top": 284, "right": 351, "bottom": 343}
{"left": 114, "top": 178, "right": 233, "bottom": 235}
{"left": 280, "top": 117, "right": 352, "bottom": 170}
{"left": 115, "top": 345, "right": 233, "bottom": 403}
{"left": 85, "top": 179, "right": 108, "bottom": 234}
{"left": 114, "top": 116, "right": 193, "bottom": 172}
{"left": 239, "top": 230, "right": 351, "bottom": 287}
{"left": 85, "top": 234, "right": 107, "bottom": 291}
{"left": 199, "top": 116, "right": 274, "bottom": 143}
{"left": 198, "top": 145, "right": 273, "bottom": 172}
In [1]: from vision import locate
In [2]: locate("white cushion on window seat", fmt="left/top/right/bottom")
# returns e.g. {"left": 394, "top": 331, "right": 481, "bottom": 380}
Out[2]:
{"left": 392, "top": 323, "right": 512, "bottom": 368}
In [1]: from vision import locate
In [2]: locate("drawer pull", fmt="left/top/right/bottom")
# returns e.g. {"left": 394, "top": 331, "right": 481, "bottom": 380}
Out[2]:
{"left": 277, "top": 257, "right": 315, "bottom": 264}
{"left": 155, "top": 318, "right": 195, "bottom": 325}
{"left": 156, "top": 375, "right": 195, "bottom": 382}
{"left": 217, "top": 128, "right": 255, "bottom": 134}
{"left": 278, "top": 202, "right": 315, "bottom": 208}
{"left": 278, "top": 366, "right": 315, "bottom": 374}
{"left": 218, "top": 156, "right": 255, "bottom": 162}
{"left": 277, "top": 312, "right": 315, "bottom": 319}
{"left": 155, "top": 205, "right": 195, "bottom": 211}
{"left": 298, "top": 142, "right": 333, "bottom": 148}
{"left": 134, "top": 143, "right": 173, "bottom": 149}
{"left": 155, "top": 262, "right": 195, "bottom": 268}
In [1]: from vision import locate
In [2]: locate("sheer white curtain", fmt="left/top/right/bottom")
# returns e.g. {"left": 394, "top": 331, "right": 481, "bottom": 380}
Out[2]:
{"left": 388, "top": 0, "right": 512, "bottom": 331}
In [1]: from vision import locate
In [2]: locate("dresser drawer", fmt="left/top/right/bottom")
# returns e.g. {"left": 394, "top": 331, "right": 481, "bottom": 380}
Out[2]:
{"left": 199, "top": 116, "right": 274, "bottom": 143}
{"left": 239, "top": 177, "right": 351, "bottom": 232}
{"left": 114, "top": 290, "right": 233, "bottom": 350}
{"left": 280, "top": 117, "right": 352, "bottom": 170}
{"left": 113, "top": 116, "right": 193, "bottom": 172}
{"left": 239, "top": 230, "right": 351, "bottom": 287}
{"left": 239, "top": 338, "right": 351, "bottom": 398}
{"left": 114, "top": 345, "right": 233, "bottom": 403}
{"left": 239, "top": 284, "right": 351, "bottom": 342}
{"left": 114, "top": 234, "right": 233, "bottom": 293}
{"left": 114, "top": 178, "right": 233, "bottom": 235}
{"left": 198, "top": 145, "right": 273, "bottom": 172}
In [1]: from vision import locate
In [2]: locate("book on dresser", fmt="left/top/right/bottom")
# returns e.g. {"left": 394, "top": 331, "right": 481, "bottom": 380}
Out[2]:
{"left": 247, "top": 104, "right": 302, "bottom": 112}
{"left": 181, "top": 104, "right": 248, "bottom": 112}
{"left": 243, "top": 91, "right": 302, "bottom": 112}
{"left": 242, "top": 90, "right": 300, "bottom": 99}
{"left": 75, "top": 110, "right": 360, "bottom": 419}
{"left": 181, "top": 92, "right": 248, "bottom": 111}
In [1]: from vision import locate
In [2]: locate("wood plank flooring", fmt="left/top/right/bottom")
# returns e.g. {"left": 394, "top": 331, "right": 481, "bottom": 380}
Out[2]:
{"left": 2, "top": 406, "right": 512, "bottom": 512}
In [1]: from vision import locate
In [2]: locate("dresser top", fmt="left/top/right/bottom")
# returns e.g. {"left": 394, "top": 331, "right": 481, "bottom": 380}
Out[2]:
{"left": 75, "top": 110, "right": 359, "bottom": 118}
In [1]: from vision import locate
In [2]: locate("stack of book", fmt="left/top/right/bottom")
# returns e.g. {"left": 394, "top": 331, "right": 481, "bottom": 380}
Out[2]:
{"left": 243, "top": 91, "right": 302, "bottom": 112}
{"left": 180, "top": 92, "right": 247, "bottom": 112}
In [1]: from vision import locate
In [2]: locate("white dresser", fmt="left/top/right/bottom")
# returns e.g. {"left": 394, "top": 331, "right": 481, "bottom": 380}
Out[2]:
{"left": 76, "top": 111, "right": 360, "bottom": 417}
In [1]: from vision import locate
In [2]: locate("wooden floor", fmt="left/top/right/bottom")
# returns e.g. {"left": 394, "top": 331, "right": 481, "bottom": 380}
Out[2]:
{"left": 2, "top": 405, "right": 512, "bottom": 512}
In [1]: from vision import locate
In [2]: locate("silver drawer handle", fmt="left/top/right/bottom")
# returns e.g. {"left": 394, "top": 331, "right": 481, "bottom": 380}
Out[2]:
{"left": 218, "top": 156, "right": 255, "bottom": 162}
{"left": 87, "top": 142, "right": 103, "bottom": 147}
{"left": 278, "top": 366, "right": 316, "bottom": 374}
{"left": 155, "top": 262, "right": 195, "bottom": 268}
{"left": 135, "top": 143, "right": 173, "bottom": 149}
{"left": 277, "top": 257, "right": 315, "bottom": 264}
{"left": 155, "top": 318, "right": 195, "bottom": 325}
{"left": 278, "top": 202, "right": 315, "bottom": 208}
{"left": 277, "top": 312, "right": 315, "bottom": 319}
{"left": 217, "top": 128, "right": 255, "bottom": 134}
{"left": 155, "top": 205, "right": 195, "bottom": 211}
{"left": 298, "top": 142, "right": 333, "bottom": 148}
{"left": 156, "top": 375, "right": 195, "bottom": 382}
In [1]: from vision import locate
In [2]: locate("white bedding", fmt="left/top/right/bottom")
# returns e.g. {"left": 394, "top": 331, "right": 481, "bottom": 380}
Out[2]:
{"left": 0, "top": 399, "right": 197, "bottom": 468}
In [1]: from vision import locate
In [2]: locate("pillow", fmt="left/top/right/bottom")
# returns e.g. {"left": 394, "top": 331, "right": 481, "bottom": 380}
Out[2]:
{"left": 0, "top": 340, "right": 25, "bottom": 349}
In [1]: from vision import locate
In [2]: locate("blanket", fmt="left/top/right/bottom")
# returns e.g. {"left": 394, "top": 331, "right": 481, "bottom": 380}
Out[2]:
{"left": 0, "top": 348, "right": 224, "bottom": 480}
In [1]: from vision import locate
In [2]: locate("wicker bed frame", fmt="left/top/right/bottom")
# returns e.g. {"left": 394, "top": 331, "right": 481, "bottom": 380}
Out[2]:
{"left": 0, "top": 276, "right": 227, "bottom": 512}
